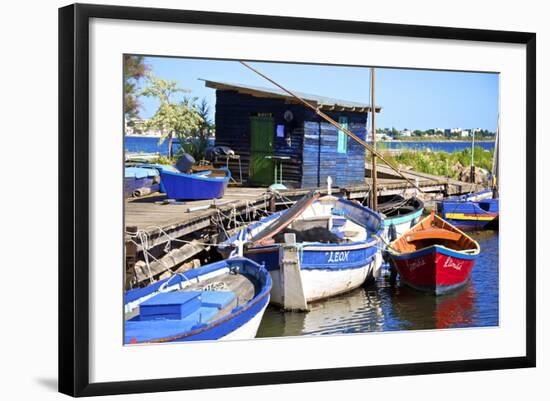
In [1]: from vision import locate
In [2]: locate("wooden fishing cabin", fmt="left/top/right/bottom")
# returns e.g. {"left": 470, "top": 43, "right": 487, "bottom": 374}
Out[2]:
{"left": 203, "top": 79, "right": 381, "bottom": 189}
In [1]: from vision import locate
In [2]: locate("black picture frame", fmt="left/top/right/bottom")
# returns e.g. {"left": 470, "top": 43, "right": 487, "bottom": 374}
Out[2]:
{"left": 59, "top": 3, "right": 536, "bottom": 397}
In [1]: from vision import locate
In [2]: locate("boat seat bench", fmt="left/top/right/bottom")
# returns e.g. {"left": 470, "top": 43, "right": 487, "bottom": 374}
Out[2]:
{"left": 125, "top": 290, "right": 238, "bottom": 342}
{"left": 125, "top": 306, "right": 220, "bottom": 342}
{"left": 405, "top": 228, "right": 461, "bottom": 242}
{"left": 136, "top": 290, "right": 236, "bottom": 321}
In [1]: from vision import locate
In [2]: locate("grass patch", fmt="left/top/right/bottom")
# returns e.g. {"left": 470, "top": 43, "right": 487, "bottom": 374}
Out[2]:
{"left": 151, "top": 155, "right": 174, "bottom": 165}
{"left": 380, "top": 146, "right": 494, "bottom": 179}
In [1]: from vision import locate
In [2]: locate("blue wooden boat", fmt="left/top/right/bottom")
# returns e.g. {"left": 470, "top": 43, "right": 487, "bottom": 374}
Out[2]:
{"left": 437, "top": 190, "right": 499, "bottom": 230}
{"left": 124, "top": 166, "right": 161, "bottom": 198}
{"left": 160, "top": 168, "right": 231, "bottom": 200}
{"left": 446, "top": 188, "right": 494, "bottom": 202}
{"left": 125, "top": 163, "right": 180, "bottom": 197}
{"left": 221, "top": 191, "right": 383, "bottom": 310}
{"left": 124, "top": 258, "right": 271, "bottom": 344}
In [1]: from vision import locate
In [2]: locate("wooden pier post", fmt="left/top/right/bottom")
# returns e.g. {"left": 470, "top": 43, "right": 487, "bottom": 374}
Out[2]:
{"left": 281, "top": 233, "right": 308, "bottom": 311}
{"left": 370, "top": 67, "right": 378, "bottom": 211}
{"left": 131, "top": 241, "right": 205, "bottom": 285}
{"left": 269, "top": 193, "right": 276, "bottom": 213}
{"left": 125, "top": 225, "right": 138, "bottom": 289}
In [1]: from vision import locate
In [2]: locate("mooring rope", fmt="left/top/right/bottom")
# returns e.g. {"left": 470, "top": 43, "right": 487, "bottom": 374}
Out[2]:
{"left": 133, "top": 231, "right": 158, "bottom": 284}
{"left": 360, "top": 183, "right": 371, "bottom": 207}
{"left": 129, "top": 234, "right": 197, "bottom": 286}
{"left": 158, "top": 269, "right": 191, "bottom": 292}
{"left": 272, "top": 191, "right": 294, "bottom": 209}
{"left": 126, "top": 225, "right": 228, "bottom": 248}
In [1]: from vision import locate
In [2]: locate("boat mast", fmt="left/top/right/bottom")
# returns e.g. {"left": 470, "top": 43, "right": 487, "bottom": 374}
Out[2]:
{"left": 371, "top": 67, "right": 378, "bottom": 210}
{"left": 470, "top": 129, "right": 475, "bottom": 183}
{"left": 492, "top": 83, "right": 500, "bottom": 197}
{"left": 492, "top": 113, "right": 500, "bottom": 196}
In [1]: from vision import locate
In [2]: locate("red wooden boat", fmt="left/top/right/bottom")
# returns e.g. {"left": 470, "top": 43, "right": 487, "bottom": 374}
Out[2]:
{"left": 388, "top": 213, "right": 480, "bottom": 295}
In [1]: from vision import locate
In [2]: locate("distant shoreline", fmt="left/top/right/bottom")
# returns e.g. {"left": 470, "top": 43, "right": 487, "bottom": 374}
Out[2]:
{"left": 124, "top": 135, "right": 494, "bottom": 143}
{"left": 125, "top": 133, "right": 162, "bottom": 138}
{"left": 384, "top": 139, "right": 495, "bottom": 143}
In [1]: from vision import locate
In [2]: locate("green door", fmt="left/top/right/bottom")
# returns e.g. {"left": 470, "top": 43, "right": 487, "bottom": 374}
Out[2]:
{"left": 250, "top": 116, "right": 274, "bottom": 185}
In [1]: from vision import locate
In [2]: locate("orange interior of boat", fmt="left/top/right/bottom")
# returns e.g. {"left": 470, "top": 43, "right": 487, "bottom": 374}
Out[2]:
{"left": 192, "top": 166, "right": 229, "bottom": 178}
{"left": 191, "top": 165, "right": 214, "bottom": 172}
{"left": 207, "top": 169, "right": 229, "bottom": 178}
{"left": 391, "top": 213, "right": 478, "bottom": 253}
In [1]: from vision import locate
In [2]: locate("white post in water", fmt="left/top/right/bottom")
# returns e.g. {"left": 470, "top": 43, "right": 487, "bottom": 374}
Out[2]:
{"left": 237, "top": 240, "right": 244, "bottom": 258}
{"left": 281, "top": 233, "right": 308, "bottom": 311}
{"left": 230, "top": 228, "right": 246, "bottom": 258}
{"left": 327, "top": 175, "right": 332, "bottom": 197}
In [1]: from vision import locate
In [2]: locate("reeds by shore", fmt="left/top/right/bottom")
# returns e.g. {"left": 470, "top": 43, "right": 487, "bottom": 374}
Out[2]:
{"left": 378, "top": 145, "right": 494, "bottom": 179}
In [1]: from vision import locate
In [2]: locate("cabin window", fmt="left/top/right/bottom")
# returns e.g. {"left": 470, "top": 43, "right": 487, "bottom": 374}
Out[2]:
{"left": 337, "top": 116, "right": 348, "bottom": 153}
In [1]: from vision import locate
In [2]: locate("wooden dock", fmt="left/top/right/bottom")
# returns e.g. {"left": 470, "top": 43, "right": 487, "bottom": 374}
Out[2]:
{"left": 126, "top": 169, "right": 480, "bottom": 249}
{"left": 125, "top": 187, "right": 270, "bottom": 251}
{"left": 125, "top": 187, "right": 274, "bottom": 286}
{"left": 124, "top": 167, "right": 481, "bottom": 286}
{"left": 364, "top": 162, "right": 481, "bottom": 197}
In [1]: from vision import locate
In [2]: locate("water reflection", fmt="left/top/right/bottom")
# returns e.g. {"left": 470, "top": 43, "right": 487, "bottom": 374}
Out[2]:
{"left": 257, "top": 286, "right": 385, "bottom": 337}
{"left": 385, "top": 282, "right": 476, "bottom": 330}
{"left": 257, "top": 230, "right": 498, "bottom": 338}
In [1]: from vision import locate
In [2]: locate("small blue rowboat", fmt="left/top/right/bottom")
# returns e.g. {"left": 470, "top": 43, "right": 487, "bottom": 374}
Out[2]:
{"left": 377, "top": 196, "right": 424, "bottom": 242}
{"left": 221, "top": 192, "right": 383, "bottom": 310}
{"left": 437, "top": 193, "right": 499, "bottom": 231}
{"left": 448, "top": 188, "right": 494, "bottom": 202}
{"left": 124, "top": 166, "right": 162, "bottom": 198}
{"left": 160, "top": 168, "right": 231, "bottom": 200}
{"left": 124, "top": 258, "right": 271, "bottom": 344}
{"left": 124, "top": 162, "right": 178, "bottom": 198}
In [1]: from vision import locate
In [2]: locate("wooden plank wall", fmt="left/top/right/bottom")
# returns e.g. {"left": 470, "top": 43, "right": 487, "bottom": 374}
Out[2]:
{"left": 302, "top": 121, "right": 321, "bottom": 188}
{"left": 338, "top": 121, "right": 367, "bottom": 187}
{"left": 302, "top": 118, "right": 367, "bottom": 188}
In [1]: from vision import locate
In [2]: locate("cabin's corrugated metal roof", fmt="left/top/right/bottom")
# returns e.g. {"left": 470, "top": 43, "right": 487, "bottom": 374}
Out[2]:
{"left": 200, "top": 79, "right": 381, "bottom": 113}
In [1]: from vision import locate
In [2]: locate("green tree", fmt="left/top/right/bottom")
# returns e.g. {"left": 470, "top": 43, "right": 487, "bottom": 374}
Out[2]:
{"left": 124, "top": 55, "right": 149, "bottom": 119}
{"left": 141, "top": 75, "right": 203, "bottom": 159}
{"left": 196, "top": 98, "right": 214, "bottom": 134}
{"left": 178, "top": 98, "right": 214, "bottom": 160}
{"left": 391, "top": 127, "right": 399, "bottom": 137}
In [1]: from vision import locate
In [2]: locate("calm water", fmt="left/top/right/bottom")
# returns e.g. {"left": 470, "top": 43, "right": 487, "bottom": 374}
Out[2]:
{"left": 125, "top": 136, "right": 494, "bottom": 156}
{"left": 125, "top": 136, "right": 214, "bottom": 155}
{"left": 257, "top": 230, "right": 499, "bottom": 337}
{"left": 379, "top": 141, "right": 494, "bottom": 153}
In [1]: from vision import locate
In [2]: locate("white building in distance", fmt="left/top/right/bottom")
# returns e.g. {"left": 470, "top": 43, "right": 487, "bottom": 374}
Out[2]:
{"left": 125, "top": 118, "right": 162, "bottom": 137}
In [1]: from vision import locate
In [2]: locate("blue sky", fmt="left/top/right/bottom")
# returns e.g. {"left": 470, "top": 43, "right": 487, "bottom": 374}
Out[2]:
{"left": 135, "top": 56, "right": 499, "bottom": 132}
